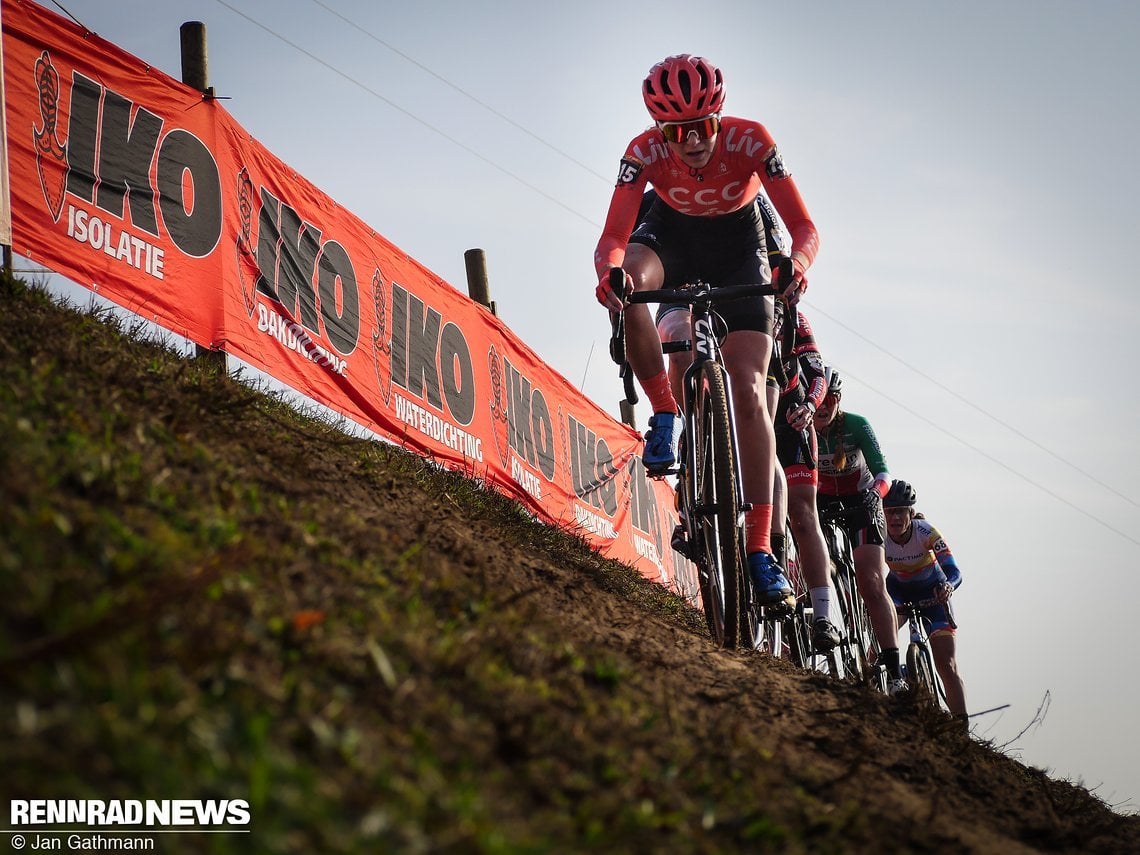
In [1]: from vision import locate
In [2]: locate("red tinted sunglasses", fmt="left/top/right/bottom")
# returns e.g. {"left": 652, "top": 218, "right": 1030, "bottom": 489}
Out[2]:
{"left": 657, "top": 114, "right": 721, "bottom": 144}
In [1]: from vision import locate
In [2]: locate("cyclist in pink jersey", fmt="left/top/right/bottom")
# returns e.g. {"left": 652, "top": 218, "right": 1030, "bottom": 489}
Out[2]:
{"left": 594, "top": 54, "right": 820, "bottom": 606}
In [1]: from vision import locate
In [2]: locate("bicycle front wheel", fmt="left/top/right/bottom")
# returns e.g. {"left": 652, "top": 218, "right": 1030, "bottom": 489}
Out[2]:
{"left": 783, "top": 601, "right": 815, "bottom": 669}
{"left": 775, "top": 533, "right": 811, "bottom": 666}
{"left": 833, "top": 559, "right": 873, "bottom": 683}
{"left": 691, "top": 361, "right": 743, "bottom": 649}
{"left": 906, "top": 642, "right": 942, "bottom": 711}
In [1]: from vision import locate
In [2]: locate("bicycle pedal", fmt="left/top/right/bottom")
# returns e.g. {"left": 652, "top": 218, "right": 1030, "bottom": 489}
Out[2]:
{"left": 764, "top": 596, "right": 796, "bottom": 618}
{"left": 670, "top": 529, "right": 700, "bottom": 562}
{"left": 647, "top": 466, "right": 679, "bottom": 479}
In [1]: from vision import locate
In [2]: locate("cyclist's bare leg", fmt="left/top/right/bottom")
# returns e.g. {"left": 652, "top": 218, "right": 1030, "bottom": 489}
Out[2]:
{"left": 656, "top": 307, "right": 693, "bottom": 407}
{"left": 721, "top": 331, "right": 775, "bottom": 507}
{"left": 852, "top": 543, "right": 902, "bottom": 655}
{"left": 930, "top": 632, "right": 968, "bottom": 717}
{"left": 769, "top": 385, "right": 787, "bottom": 538}
{"left": 720, "top": 331, "right": 776, "bottom": 555}
{"left": 620, "top": 244, "right": 670, "bottom": 392}
{"left": 786, "top": 482, "right": 829, "bottom": 591}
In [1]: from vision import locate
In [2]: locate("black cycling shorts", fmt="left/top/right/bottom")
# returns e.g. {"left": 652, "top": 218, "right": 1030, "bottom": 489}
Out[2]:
{"left": 775, "top": 419, "right": 817, "bottom": 475}
{"left": 816, "top": 489, "right": 886, "bottom": 548}
{"left": 630, "top": 197, "right": 774, "bottom": 336}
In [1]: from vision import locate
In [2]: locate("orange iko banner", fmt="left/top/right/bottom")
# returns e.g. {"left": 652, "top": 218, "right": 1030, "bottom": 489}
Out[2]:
{"left": 1, "top": 0, "right": 699, "bottom": 601}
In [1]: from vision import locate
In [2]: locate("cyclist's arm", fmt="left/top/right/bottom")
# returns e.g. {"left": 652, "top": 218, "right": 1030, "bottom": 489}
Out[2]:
{"left": 794, "top": 313, "right": 827, "bottom": 410}
{"left": 755, "top": 191, "right": 790, "bottom": 260}
{"left": 927, "top": 525, "right": 962, "bottom": 589}
{"left": 748, "top": 124, "right": 820, "bottom": 277}
{"left": 850, "top": 413, "right": 890, "bottom": 496}
{"left": 594, "top": 153, "right": 651, "bottom": 278}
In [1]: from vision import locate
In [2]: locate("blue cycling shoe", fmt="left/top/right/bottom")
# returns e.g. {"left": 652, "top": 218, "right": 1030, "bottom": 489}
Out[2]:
{"left": 748, "top": 551, "right": 793, "bottom": 606}
{"left": 643, "top": 412, "right": 680, "bottom": 474}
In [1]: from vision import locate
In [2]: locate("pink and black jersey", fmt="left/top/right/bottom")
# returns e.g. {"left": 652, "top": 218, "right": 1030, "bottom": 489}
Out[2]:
{"left": 594, "top": 117, "right": 819, "bottom": 279}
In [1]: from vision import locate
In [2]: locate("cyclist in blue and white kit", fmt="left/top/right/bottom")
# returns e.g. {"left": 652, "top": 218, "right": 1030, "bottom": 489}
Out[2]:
{"left": 882, "top": 480, "right": 967, "bottom": 720}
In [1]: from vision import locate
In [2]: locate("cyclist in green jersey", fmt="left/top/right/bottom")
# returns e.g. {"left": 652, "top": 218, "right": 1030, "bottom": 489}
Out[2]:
{"left": 813, "top": 369, "right": 907, "bottom": 694}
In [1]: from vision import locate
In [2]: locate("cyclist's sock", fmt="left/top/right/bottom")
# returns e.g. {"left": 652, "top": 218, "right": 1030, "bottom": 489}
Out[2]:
{"left": 642, "top": 370, "right": 678, "bottom": 416}
{"left": 770, "top": 532, "right": 786, "bottom": 567}
{"left": 879, "top": 646, "right": 901, "bottom": 680}
{"left": 745, "top": 505, "right": 773, "bottom": 555}
{"left": 810, "top": 586, "right": 831, "bottom": 622}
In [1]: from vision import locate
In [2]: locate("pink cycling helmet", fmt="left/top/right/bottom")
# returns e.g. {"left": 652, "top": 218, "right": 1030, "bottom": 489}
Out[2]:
{"left": 642, "top": 54, "right": 725, "bottom": 122}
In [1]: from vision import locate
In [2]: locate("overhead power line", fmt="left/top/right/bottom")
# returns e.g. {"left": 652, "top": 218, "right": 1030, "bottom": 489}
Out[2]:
{"left": 298, "top": 2, "right": 1140, "bottom": 515}
{"left": 213, "top": 0, "right": 1138, "bottom": 540}
{"left": 843, "top": 366, "right": 1140, "bottom": 549}
{"left": 307, "top": 0, "right": 613, "bottom": 187}
{"left": 210, "top": 0, "right": 603, "bottom": 231}
{"left": 806, "top": 299, "right": 1140, "bottom": 510}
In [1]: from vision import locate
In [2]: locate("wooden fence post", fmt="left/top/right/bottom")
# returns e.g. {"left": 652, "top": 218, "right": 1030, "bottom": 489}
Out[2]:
{"left": 180, "top": 22, "right": 211, "bottom": 95}
{"left": 0, "top": 16, "right": 12, "bottom": 276}
{"left": 620, "top": 399, "right": 636, "bottom": 430}
{"left": 464, "top": 248, "right": 496, "bottom": 315}
{"left": 180, "top": 22, "right": 224, "bottom": 368}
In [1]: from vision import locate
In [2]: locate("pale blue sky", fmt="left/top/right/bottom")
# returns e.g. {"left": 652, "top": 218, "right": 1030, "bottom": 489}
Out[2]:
{"left": 22, "top": 0, "right": 1140, "bottom": 810}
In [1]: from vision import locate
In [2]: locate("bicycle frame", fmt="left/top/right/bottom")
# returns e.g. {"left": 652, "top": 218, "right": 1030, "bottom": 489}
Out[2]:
{"left": 898, "top": 597, "right": 954, "bottom": 711}
{"left": 777, "top": 526, "right": 818, "bottom": 668}
{"left": 677, "top": 290, "right": 746, "bottom": 518}
{"left": 620, "top": 275, "right": 773, "bottom": 648}
{"left": 817, "top": 502, "right": 882, "bottom": 687}
{"left": 627, "top": 279, "right": 767, "bottom": 508}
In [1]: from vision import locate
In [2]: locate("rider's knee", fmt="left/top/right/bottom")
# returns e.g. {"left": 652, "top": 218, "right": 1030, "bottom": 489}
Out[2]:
{"left": 657, "top": 309, "right": 690, "bottom": 344}
{"left": 787, "top": 488, "right": 817, "bottom": 523}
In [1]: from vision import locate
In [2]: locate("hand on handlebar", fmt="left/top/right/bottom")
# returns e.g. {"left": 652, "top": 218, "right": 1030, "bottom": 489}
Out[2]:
{"left": 597, "top": 266, "right": 630, "bottom": 312}
{"left": 773, "top": 257, "right": 808, "bottom": 306}
{"left": 934, "top": 582, "right": 954, "bottom": 604}
{"left": 786, "top": 401, "right": 816, "bottom": 432}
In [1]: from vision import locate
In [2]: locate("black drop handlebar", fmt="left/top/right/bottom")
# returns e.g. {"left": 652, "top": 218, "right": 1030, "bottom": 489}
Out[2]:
{"left": 607, "top": 268, "right": 637, "bottom": 404}
{"left": 606, "top": 261, "right": 796, "bottom": 408}
{"left": 899, "top": 597, "right": 944, "bottom": 610}
{"left": 625, "top": 280, "right": 772, "bottom": 307}
{"left": 897, "top": 597, "right": 958, "bottom": 630}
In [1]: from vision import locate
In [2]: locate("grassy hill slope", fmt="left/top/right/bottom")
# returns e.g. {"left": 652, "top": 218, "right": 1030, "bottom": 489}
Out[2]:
{"left": 2, "top": 273, "right": 1136, "bottom": 854}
